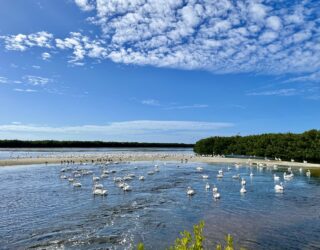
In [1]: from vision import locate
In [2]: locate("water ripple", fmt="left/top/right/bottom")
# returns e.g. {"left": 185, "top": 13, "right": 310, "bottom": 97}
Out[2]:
{"left": 0, "top": 161, "right": 319, "bottom": 249}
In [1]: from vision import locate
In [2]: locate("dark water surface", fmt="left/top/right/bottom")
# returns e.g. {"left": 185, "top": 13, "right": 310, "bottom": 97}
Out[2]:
{"left": 0, "top": 161, "right": 319, "bottom": 250}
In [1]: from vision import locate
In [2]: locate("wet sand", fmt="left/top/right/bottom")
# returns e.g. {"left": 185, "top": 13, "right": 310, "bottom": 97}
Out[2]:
{"left": 1, "top": 154, "right": 319, "bottom": 168}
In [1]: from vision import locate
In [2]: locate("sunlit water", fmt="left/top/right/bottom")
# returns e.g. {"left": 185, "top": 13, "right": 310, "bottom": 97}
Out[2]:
{"left": 0, "top": 161, "right": 319, "bottom": 250}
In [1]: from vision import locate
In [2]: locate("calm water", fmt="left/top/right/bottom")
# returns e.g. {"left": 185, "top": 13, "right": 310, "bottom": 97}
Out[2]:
{"left": 0, "top": 147, "right": 194, "bottom": 160}
{"left": 0, "top": 161, "right": 319, "bottom": 250}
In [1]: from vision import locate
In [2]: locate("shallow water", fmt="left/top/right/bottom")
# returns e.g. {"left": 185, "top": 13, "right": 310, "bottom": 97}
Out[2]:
{"left": 0, "top": 161, "right": 319, "bottom": 250}
{"left": 0, "top": 147, "right": 193, "bottom": 160}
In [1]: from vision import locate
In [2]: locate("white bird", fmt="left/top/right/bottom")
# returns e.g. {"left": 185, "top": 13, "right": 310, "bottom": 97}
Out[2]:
{"left": 118, "top": 182, "right": 125, "bottom": 188}
{"left": 102, "top": 170, "right": 110, "bottom": 174}
{"left": 196, "top": 166, "right": 203, "bottom": 172}
{"left": 274, "top": 174, "right": 280, "bottom": 181}
{"left": 216, "top": 173, "right": 223, "bottom": 178}
{"left": 275, "top": 182, "right": 284, "bottom": 192}
{"left": 213, "top": 192, "right": 221, "bottom": 199}
{"left": 68, "top": 178, "right": 74, "bottom": 182}
{"left": 241, "top": 178, "right": 246, "bottom": 186}
{"left": 139, "top": 176, "right": 145, "bottom": 181}
{"left": 250, "top": 172, "right": 254, "bottom": 177}
{"left": 123, "top": 176, "right": 133, "bottom": 181}
{"left": 122, "top": 183, "right": 132, "bottom": 191}
{"left": 202, "top": 175, "right": 209, "bottom": 179}
{"left": 284, "top": 172, "right": 294, "bottom": 180}
{"left": 306, "top": 170, "right": 311, "bottom": 177}
{"left": 240, "top": 185, "right": 246, "bottom": 193}
{"left": 93, "top": 176, "right": 100, "bottom": 182}
{"left": 212, "top": 185, "right": 218, "bottom": 193}
{"left": 205, "top": 183, "right": 210, "bottom": 190}
{"left": 101, "top": 173, "right": 109, "bottom": 178}
{"left": 148, "top": 171, "right": 155, "bottom": 175}
{"left": 73, "top": 182, "right": 82, "bottom": 187}
{"left": 187, "top": 187, "right": 195, "bottom": 196}
{"left": 94, "top": 183, "right": 104, "bottom": 189}
{"left": 93, "top": 188, "right": 108, "bottom": 196}
{"left": 232, "top": 174, "right": 240, "bottom": 179}
{"left": 60, "top": 175, "right": 67, "bottom": 179}
{"left": 113, "top": 177, "right": 123, "bottom": 182}
{"left": 218, "top": 169, "right": 223, "bottom": 174}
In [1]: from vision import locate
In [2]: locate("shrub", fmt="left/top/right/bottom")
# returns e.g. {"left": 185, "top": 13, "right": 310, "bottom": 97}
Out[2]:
{"left": 137, "top": 221, "right": 242, "bottom": 250}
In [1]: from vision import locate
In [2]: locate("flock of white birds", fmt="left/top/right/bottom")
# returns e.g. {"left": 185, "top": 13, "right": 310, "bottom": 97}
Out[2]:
{"left": 188, "top": 163, "right": 312, "bottom": 199}
{"left": 59, "top": 161, "right": 312, "bottom": 199}
{"left": 59, "top": 161, "right": 162, "bottom": 196}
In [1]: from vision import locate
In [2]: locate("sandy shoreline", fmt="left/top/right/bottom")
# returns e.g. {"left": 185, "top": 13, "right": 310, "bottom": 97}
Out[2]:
{"left": 1, "top": 154, "right": 320, "bottom": 169}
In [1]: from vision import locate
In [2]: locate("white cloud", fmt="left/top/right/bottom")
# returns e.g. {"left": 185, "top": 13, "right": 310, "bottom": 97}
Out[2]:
{"left": 247, "top": 88, "right": 298, "bottom": 97}
{"left": 85, "top": 0, "right": 320, "bottom": 76}
{"left": 0, "top": 77, "right": 8, "bottom": 84}
{"left": 138, "top": 99, "right": 208, "bottom": 109}
{"left": 32, "top": 65, "right": 41, "bottom": 69}
{"left": 23, "top": 75, "right": 52, "bottom": 86}
{"left": 266, "top": 16, "right": 282, "bottom": 31}
{"left": 165, "top": 104, "right": 209, "bottom": 110}
{"left": 0, "top": 120, "right": 234, "bottom": 143}
{"left": 1, "top": 31, "right": 53, "bottom": 51}
{"left": 13, "top": 88, "right": 37, "bottom": 93}
{"left": 1, "top": 1, "right": 320, "bottom": 80}
{"left": 286, "top": 71, "right": 320, "bottom": 83}
{"left": 55, "top": 32, "right": 107, "bottom": 63}
{"left": 41, "top": 52, "right": 51, "bottom": 60}
{"left": 249, "top": 3, "right": 267, "bottom": 21}
{"left": 247, "top": 84, "right": 320, "bottom": 100}
{"left": 180, "top": 4, "right": 203, "bottom": 28}
{"left": 259, "top": 31, "right": 278, "bottom": 43}
{"left": 74, "top": 0, "right": 94, "bottom": 12}
{"left": 141, "top": 99, "right": 160, "bottom": 106}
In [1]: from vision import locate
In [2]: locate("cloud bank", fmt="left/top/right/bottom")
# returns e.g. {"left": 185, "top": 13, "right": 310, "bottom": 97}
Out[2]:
{"left": 0, "top": 120, "right": 233, "bottom": 143}
{"left": 0, "top": 0, "right": 319, "bottom": 79}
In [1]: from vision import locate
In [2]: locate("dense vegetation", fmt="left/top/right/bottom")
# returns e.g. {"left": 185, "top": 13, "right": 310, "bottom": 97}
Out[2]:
{"left": 0, "top": 140, "right": 193, "bottom": 148}
{"left": 194, "top": 130, "right": 320, "bottom": 163}
{"left": 137, "top": 221, "right": 239, "bottom": 250}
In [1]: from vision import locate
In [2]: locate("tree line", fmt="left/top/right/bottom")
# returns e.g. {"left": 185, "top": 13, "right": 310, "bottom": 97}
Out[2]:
{"left": 194, "top": 129, "right": 320, "bottom": 163}
{"left": 0, "top": 140, "right": 193, "bottom": 148}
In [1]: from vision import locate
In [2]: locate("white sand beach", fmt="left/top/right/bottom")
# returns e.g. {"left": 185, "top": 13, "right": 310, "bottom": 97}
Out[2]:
{"left": 1, "top": 153, "right": 319, "bottom": 169}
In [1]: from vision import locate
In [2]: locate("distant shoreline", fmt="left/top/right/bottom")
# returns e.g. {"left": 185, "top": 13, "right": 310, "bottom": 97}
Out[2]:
{"left": 1, "top": 154, "right": 320, "bottom": 169}
{"left": 0, "top": 140, "right": 194, "bottom": 148}
{"left": 0, "top": 146, "right": 193, "bottom": 152}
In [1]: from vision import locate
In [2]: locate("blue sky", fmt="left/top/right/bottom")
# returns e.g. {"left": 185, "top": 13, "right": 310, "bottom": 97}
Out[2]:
{"left": 0, "top": 0, "right": 319, "bottom": 143}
